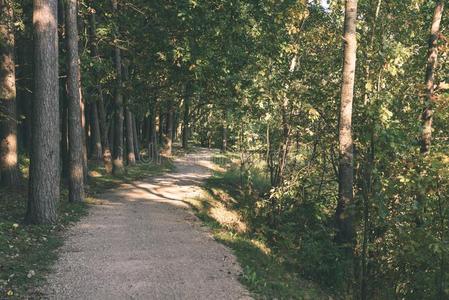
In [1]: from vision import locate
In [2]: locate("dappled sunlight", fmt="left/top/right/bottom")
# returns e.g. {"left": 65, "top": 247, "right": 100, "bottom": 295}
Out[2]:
{"left": 33, "top": 3, "right": 57, "bottom": 29}
{"left": 1, "top": 134, "right": 17, "bottom": 167}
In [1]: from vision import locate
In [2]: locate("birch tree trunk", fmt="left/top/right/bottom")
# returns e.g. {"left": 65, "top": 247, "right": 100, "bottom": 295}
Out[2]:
{"left": 335, "top": 0, "right": 358, "bottom": 248}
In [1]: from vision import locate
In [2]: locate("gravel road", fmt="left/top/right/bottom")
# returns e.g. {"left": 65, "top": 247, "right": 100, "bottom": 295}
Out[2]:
{"left": 45, "top": 149, "right": 251, "bottom": 299}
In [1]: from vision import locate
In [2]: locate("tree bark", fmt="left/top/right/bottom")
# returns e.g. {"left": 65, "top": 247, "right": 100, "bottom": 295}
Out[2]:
{"left": 222, "top": 109, "right": 228, "bottom": 153}
{"left": 182, "top": 83, "right": 192, "bottom": 150}
{"left": 335, "top": 0, "right": 358, "bottom": 248}
{"left": 164, "top": 102, "right": 174, "bottom": 156}
{"left": 112, "top": 0, "right": 124, "bottom": 175}
{"left": 66, "top": 0, "right": 84, "bottom": 202}
{"left": 26, "top": 0, "right": 60, "bottom": 224}
{"left": 132, "top": 114, "right": 140, "bottom": 161}
{"left": 125, "top": 108, "right": 136, "bottom": 165}
{"left": 0, "top": 0, "right": 20, "bottom": 187}
{"left": 149, "top": 102, "right": 157, "bottom": 159}
{"left": 88, "top": 9, "right": 112, "bottom": 172}
{"left": 91, "top": 101, "right": 102, "bottom": 160}
{"left": 421, "top": 1, "right": 444, "bottom": 155}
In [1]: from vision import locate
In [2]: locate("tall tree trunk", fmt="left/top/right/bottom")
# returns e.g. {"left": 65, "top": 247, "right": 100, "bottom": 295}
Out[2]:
{"left": 112, "top": 0, "right": 124, "bottom": 175}
{"left": 88, "top": 9, "right": 112, "bottom": 172}
{"left": 149, "top": 103, "right": 157, "bottom": 159}
{"left": 58, "top": 0, "right": 69, "bottom": 180}
{"left": 335, "top": 0, "right": 358, "bottom": 248}
{"left": 66, "top": 0, "right": 84, "bottom": 202}
{"left": 108, "top": 116, "right": 115, "bottom": 158}
{"left": 26, "top": 0, "right": 60, "bottom": 224}
{"left": 0, "top": 0, "right": 20, "bottom": 187}
{"left": 222, "top": 109, "right": 228, "bottom": 153}
{"left": 81, "top": 93, "right": 88, "bottom": 184}
{"left": 421, "top": 1, "right": 444, "bottom": 155}
{"left": 132, "top": 114, "right": 140, "bottom": 161}
{"left": 164, "top": 102, "right": 173, "bottom": 156}
{"left": 182, "top": 82, "right": 192, "bottom": 150}
{"left": 91, "top": 101, "right": 102, "bottom": 160}
{"left": 60, "top": 86, "right": 69, "bottom": 179}
{"left": 158, "top": 110, "right": 164, "bottom": 146}
{"left": 125, "top": 108, "right": 136, "bottom": 165}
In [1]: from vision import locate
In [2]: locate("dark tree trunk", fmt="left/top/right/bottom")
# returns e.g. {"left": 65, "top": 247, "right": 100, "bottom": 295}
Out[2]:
{"left": 335, "top": 0, "right": 358, "bottom": 249}
{"left": 158, "top": 111, "right": 164, "bottom": 146}
{"left": 421, "top": 1, "right": 444, "bottom": 155}
{"left": 16, "top": 18, "right": 34, "bottom": 155}
{"left": 66, "top": 0, "right": 84, "bottom": 202}
{"left": 112, "top": 0, "right": 124, "bottom": 175}
{"left": 222, "top": 109, "right": 228, "bottom": 153}
{"left": 88, "top": 10, "right": 112, "bottom": 172}
{"left": 132, "top": 114, "right": 140, "bottom": 161}
{"left": 108, "top": 116, "right": 115, "bottom": 158}
{"left": 91, "top": 101, "right": 102, "bottom": 160}
{"left": 60, "top": 86, "right": 69, "bottom": 179}
{"left": 26, "top": 0, "right": 60, "bottom": 224}
{"left": 182, "top": 83, "right": 192, "bottom": 150}
{"left": 78, "top": 84, "right": 88, "bottom": 184}
{"left": 58, "top": 0, "right": 69, "bottom": 180}
{"left": 0, "top": 0, "right": 20, "bottom": 187}
{"left": 164, "top": 102, "right": 174, "bottom": 156}
{"left": 125, "top": 108, "right": 136, "bottom": 165}
{"left": 149, "top": 103, "right": 157, "bottom": 159}
{"left": 142, "top": 114, "right": 149, "bottom": 147}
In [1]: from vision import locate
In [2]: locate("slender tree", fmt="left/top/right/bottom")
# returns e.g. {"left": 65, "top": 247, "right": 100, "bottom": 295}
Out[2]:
{"left": 26, "top": 0, "right": 60, "bottom": 224}
{"left": 132, "top": 114, "right": 140, "bottom": 161}
{"left": 0, "top": 0, "right": 20, "bottom": 187}
{"left": 125, "top": 108, "right": 136, "bottom": 165}
{"left": 182, "top": 82, "right": 192, "bottom": 150}
{"left": 335, "top": 0, "right": 358, "bottom": 248}
{"left": 88, "top": 9, "right": 112, "bottom": 171}
{"left": 112, "top": 0, "right": 124, "bottom": 174}
{"left": 66, "top": 0, "right": 84, "bottom": 202}
{"left": 421, "top": 1, "right": 444, "bottom": 155}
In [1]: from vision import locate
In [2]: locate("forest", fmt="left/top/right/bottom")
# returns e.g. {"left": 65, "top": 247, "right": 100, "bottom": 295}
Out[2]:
{"left": 1, "top": 0, "right": 449, "bottom": 299}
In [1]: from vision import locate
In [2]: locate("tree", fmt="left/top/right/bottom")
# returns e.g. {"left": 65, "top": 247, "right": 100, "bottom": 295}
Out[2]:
{"left": 88, "top": 8, "right": 112, "bottom": 172}
{"left": 335, "top": 0, "right": 358, "bottom": 249}
{"left": 26, "top": 0, "right": 60, "bottom": 224}
{"left": 125, "top": 108, "right": 136, "bottom": 164}
{"left": 421, "top": 1, "right": 444, "bottom": 155}
{"left": 66, "top": 0, "right": 84, "bottom": 202}
{"left": 112, "top": 0, "right": 124, "bottom": 175}
{"left": 0, "top": 0, "right": 20, "bottom": 187}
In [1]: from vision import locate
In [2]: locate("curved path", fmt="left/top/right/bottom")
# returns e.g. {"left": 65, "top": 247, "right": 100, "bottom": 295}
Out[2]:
{"left": 46, "top": 149, "right": 251, "bottom": 299}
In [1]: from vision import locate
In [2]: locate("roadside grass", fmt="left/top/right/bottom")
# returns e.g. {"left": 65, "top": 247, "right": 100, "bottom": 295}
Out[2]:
{"left": 0, "top": 157, "right": 173, "bottom": 298}
{"left": 87, "top": 157, "right": 174, "bottom": 195}
{"left": 185, "top": 152, "right": 328, "bottom": 300}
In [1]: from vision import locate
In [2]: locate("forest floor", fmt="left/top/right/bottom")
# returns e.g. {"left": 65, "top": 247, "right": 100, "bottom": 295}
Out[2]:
{"left": 44, "top": 148, "right": 251, "bottom": 299}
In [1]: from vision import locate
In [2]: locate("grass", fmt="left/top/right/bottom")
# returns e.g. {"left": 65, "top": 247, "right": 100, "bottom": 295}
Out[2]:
{"left": 0, "top": 187, "right": 88, "bottom": 298}
{"left": 0, "top": 157, "right": 173, "bottom": 298}
{"left": 184, "top": 152, "right": 329, "bottom": 299}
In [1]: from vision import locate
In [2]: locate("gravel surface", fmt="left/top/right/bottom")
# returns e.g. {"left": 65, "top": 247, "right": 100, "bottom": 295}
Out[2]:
{"left": 46, "top": 149, "right": 252, "bottom": 299}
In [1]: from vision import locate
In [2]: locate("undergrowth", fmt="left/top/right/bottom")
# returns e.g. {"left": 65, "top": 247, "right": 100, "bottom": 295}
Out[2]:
{"left": 185, "top": 152, "right": 329, "bottom": 299}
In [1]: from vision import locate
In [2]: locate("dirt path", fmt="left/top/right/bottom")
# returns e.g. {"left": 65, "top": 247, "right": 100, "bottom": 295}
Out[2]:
{"left": 46, "top": 149, "right": 251, "bottom": 299}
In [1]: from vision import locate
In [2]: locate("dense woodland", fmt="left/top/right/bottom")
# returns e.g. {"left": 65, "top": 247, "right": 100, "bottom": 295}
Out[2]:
{"left": 1, "top": 0, "right": 449, "bottom": 298}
